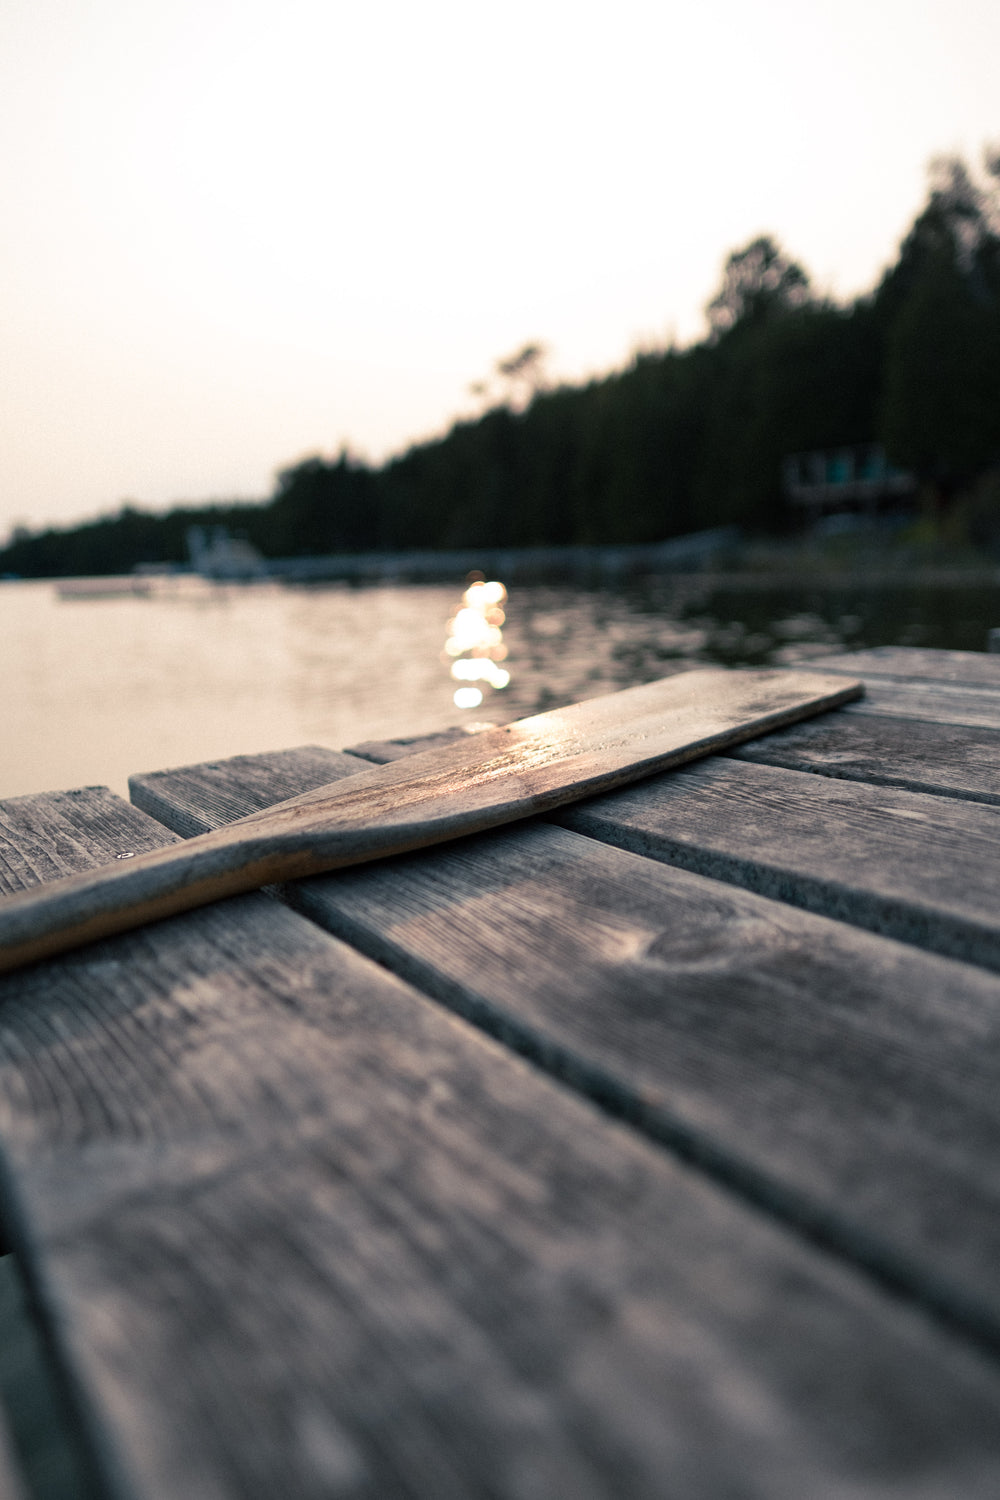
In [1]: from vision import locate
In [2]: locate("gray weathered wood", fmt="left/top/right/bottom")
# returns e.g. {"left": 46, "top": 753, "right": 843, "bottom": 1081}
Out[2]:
{"left": 797, "top": 648, "right": 1000, "bottom": 728}
{"left": 840, "top": 678, "right": 1000, "bottom": 730}
{"left": 0, "top": 669, "right": 860, "bottom": 974}
{"left": 0, "top": 1254, "right": 94, "bottom": 1500}
{"left": 8, "top": 795, "right": 1000, "bottom": 1495}
{"left": 129, "top": 745, "right": 364, "bottom": 837}
{"left": 132, "top": 748, "right": 1000, "bottom": 1347}
{"left": 558, "top": 756, "right": 1000, "bottom": 972}
{"left": 809, "top": 646, "right": 1000, "bottom": 687}
{"left": 345, "top": 725, "right": 491, "bottom": 764}
{"left": 0, "top": 786, "right": 182, "bottom": 898}
{"left": 0, "top": 1412, "right": 25, "bottom": 1500}
{"left": 731, "top": 711, "right": 1000, "bottom": 805}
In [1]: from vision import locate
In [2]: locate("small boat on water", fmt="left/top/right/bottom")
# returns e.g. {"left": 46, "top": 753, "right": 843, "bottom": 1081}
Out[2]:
{"left": 55, "top": 576, "right": 155, "bottom": 600}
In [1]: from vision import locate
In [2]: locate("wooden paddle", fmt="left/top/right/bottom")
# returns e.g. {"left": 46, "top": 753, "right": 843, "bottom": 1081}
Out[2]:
{"left": 0, "top": 667, "right": 861, "bottom": 973}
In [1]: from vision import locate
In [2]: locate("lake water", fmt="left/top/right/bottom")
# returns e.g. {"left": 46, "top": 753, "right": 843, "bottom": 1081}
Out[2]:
{"left": 2, "top": 570, "right": 998, "bottom": 800}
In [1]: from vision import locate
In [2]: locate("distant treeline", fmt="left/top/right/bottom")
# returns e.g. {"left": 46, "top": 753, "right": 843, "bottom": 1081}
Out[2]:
{"left": 4, "top": 151, "right": 1000, "bottom": 580}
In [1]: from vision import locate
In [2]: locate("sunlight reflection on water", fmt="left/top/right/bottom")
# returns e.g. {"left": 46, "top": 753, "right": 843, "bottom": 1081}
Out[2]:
{"left": 2, "top": 571, "right": 997, "bottom": 799}
{"left": 444, "top": 575, "right": 511, "bottom": 710}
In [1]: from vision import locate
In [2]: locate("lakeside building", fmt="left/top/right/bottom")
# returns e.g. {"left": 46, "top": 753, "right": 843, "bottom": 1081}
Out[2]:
{"left": 783, "top": 445, "right": 916, "bottom": 528}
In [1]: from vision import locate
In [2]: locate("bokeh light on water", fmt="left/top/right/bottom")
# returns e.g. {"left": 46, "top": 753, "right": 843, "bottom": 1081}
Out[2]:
{"left": 444, "top": 574, "right": 511, "bottom": 712}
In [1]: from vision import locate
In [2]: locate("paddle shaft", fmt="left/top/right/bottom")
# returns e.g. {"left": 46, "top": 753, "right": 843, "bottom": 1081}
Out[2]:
{"left": 0, "top": 668, "right": 862, "bottom": 973}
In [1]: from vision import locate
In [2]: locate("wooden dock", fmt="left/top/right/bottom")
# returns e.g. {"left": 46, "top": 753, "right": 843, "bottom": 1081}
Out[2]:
{"left": 1, "top": 645, "right": 1000, "bottom": 1497}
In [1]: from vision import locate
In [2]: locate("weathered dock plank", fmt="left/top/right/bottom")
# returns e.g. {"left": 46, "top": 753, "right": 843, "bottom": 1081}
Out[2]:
{"left": 0, "top": 786, "right": 180, "bottom": 896}
{"left": 843, "top": 678, "right": 1000, "bottom": 730}
{"left": 0, "top": 1255, "right": 93, "bottom": 1500}
{"left": 345, "top": 726, "right": 487, "bottom": 764}
{"left": 788, "top": 647, "right": 1000, "bottom": 729}
{"left": 731, "top": 711, "right": 1000, "bottom": 805}
{"left": 8, "top": 794, "right": 1000, "bottom": 1495}
{"left": 129, "top": 745, "right": 364, "bottom": 838}
{"left": 810, "top": 646, "right": 1000, "bottom": 688}
{"left": 559, "top": 756, "right": 1000, "bottom": 970}
{"left": 130, "top": 751, "right": 1000, "bottom": 1349}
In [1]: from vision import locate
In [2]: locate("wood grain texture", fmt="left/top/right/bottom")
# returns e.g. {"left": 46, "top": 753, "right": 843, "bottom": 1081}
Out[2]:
{"left": 0, "top": 669, "right": 861, "bottom": 974}
{"left": 809, "top": 646, "right": 1000, "bottom": 687}
{"left": 731, "top": 711, "right": 1000, "bottom": 805}
{"left": 559, "top": 756, "right": 1000, "bottom": 972}
{"left": 0, "top": 786, "right": 181, "bottom": 898}
{"left": 843, "top": 678, "right": 1000, "bottom": 729}
{"left": 345, "top": 725, "right": 493, "bottom": 764}
{"left": 7, "top": 796, "right": 1000, "bottom": 1495}
{"left": 134, "top": 750, "right": 1000, "bottom": 1347}
{"left": 129, "top": 745, "right": 364, "bottom": 837}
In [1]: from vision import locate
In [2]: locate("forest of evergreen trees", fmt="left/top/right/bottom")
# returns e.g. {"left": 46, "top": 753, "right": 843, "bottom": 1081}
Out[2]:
{"left": 4, "top": 151, "right": 1000, "bottom": 580}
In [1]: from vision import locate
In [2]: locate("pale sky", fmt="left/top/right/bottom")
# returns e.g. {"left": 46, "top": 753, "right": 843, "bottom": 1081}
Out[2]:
{"left": 1, "top": 0, "right": 997, "bottom": 538}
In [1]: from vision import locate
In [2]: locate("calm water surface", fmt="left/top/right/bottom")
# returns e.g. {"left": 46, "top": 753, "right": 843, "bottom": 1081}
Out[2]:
{"left": 2, "top": 572, "right": 998, "bottom": 799}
